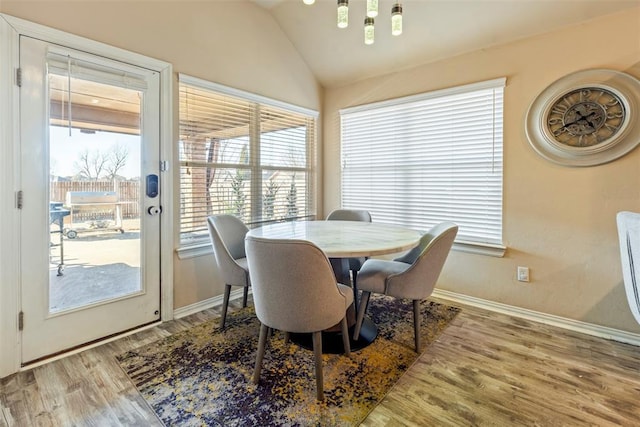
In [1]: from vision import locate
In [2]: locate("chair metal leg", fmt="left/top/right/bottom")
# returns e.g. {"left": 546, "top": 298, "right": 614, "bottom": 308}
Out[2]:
{"left": 340, "top": 316, "right": 351, "bottom": 356}
{"left": 413, "top": 299, "right": 421, "bottom": 353}
{"left": 284, "top": 331, "right": 290, "bottom": 344}
{"left": 220, "top": 284, "right": 232, "bottom": 329}
{"left": 351, "top": 270, "right": 359, "bottom": 314}
{"left": 242, "top": 286, "right": 249, "bottom": 308}
{"left": 312, "top": 331, "right": 324, "bottom": 401}
{"left": 352, "top": 291, "right": 371, "bottom": 340}
{"left": 252, "top": 323, "right": 269, "bottom": 384}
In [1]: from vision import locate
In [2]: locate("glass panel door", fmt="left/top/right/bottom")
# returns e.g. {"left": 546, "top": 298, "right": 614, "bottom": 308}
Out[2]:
{"left": 20, "top": 36, "right": 161, "bottom": 364}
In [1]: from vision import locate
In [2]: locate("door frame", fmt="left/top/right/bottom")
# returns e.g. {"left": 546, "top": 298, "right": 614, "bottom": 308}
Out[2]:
{"left": 0, "top": 13, "right": 174, "bottom": 378}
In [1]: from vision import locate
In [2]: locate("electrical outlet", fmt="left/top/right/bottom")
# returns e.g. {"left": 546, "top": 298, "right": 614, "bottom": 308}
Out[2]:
{"left": 517, "top": 266, "right": 530, "bottom": 282}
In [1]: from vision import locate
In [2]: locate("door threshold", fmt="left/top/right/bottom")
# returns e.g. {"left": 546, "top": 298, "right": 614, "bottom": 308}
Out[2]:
{"left": 21, "top": 319, "right": 162, "bottom": 370}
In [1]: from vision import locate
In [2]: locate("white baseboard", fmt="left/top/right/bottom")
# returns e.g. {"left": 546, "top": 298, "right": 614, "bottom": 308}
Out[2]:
{"left": 173, "top": 288, "right": 247, "bottom": 319}
{"left": 433, "top": 289, "right": 640, "bottom": 347}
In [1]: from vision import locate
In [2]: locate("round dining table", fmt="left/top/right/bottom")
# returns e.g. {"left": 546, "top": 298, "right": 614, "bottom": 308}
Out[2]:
{"left": 246, "top": 220, "right": 421, "bottom": 352}
{"left": 247, "top": 220, "right": 420, "bottom": 258}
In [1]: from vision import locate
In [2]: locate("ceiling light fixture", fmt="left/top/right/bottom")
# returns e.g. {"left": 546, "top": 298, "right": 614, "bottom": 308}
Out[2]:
{"left": 366, "top": 0, "right": 378, "bottom": 18}
{"left": 303, "top": 0, "right": 403, "bottom": 45}
{"left": 391, "top": 3, "right": 402, "bottom": 36}
{"left": 337, "top": 0, "right": 349, "bottom": 29}
{"left": 364, "top": 17, "right": 375, "bottom": 45}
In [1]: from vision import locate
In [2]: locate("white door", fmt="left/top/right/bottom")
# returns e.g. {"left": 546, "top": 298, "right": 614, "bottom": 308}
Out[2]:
{"left": 20, "top": 36, "right": 162, "bottom": 364}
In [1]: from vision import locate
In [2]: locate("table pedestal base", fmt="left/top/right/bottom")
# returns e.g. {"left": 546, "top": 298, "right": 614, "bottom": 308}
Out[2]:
{"left": 289, "top": 317, "right": 378, "bottom": 354}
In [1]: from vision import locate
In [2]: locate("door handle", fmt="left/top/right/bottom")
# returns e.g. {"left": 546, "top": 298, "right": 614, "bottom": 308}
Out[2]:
{"left": 147, "top": 206, "right": 162, "bottom": 216}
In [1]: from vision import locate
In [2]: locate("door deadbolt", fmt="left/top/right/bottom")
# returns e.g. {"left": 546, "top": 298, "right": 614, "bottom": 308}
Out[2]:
{"left": 146, "top": 174, "right": 159, "bottom": 198}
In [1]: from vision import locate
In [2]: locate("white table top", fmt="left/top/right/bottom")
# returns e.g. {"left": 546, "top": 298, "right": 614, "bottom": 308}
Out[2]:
{"left": 247, "top": 220, "right": 421, "bottom": 258}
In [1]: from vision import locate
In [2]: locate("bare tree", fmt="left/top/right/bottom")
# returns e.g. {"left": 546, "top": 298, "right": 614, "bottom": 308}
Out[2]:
{"left": 104, "top": 144, "right": 130, "bottom": 180}
{"left": 74, "top": 149, "right": 109, "bottom": 181}
{"left": 74, "top": 145, "right": 129, "bottom": 181}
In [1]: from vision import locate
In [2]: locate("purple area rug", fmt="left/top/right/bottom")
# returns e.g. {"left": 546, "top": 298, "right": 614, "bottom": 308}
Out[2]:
{"left": 116, "top": 295, "right": 459, "bottom": 426}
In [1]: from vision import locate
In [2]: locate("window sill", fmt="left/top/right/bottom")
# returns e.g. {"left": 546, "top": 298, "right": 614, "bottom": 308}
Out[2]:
{"left": 453, "top": 240, "right": 506, "bottom": 257}
{"left": 176, "top": 242, "right": 213, "bottom": 260}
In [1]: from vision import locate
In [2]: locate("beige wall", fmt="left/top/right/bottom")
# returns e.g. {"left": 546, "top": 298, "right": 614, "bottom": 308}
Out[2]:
{"left": 1, "top": 0, "right": 322, "bottom": 309}
{"left": 324, "top": 8, "right": 640, "bottom": 333}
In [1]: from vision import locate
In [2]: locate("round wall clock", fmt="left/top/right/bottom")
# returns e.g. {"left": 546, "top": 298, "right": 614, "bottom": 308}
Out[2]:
{"left": 525, "top": 69, "right": 640, "bottom": 167}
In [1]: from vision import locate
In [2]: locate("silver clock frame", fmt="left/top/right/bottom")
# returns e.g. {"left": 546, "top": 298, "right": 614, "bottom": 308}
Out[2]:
{"left": 525, "top": 69, "right": 640, "bottom": 167}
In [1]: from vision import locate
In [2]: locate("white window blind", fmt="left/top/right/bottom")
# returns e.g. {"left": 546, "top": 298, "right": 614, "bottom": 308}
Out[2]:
{"left": 47, "top": 48, "right": 150, "bottom": 90}
{"left": 340, "top": 78, "right": 505, "bottom": 247}
{"left": 179, "top": 74, "right": 317, "bottom": 244}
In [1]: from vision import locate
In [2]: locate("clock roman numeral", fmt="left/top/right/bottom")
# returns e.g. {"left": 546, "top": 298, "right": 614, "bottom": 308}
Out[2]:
{"left": 551, "top": 105, "right": 568, "bottom": 115}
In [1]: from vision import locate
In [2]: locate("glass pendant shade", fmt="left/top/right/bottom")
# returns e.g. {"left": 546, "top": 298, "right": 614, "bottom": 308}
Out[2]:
{"left": 303, "top": 0, "right": 315, "bottom": 4}
{"left": 366, "top": 0, "right": 378, "bottom": 17}
{"left": 391, "top": 4, "right": 403, "bottom": 36}
{"left": 337, "top": 0, "right": 349, "bottom": 29}
{"left": 364, "top": 17, "right": 375, "bottom": 45}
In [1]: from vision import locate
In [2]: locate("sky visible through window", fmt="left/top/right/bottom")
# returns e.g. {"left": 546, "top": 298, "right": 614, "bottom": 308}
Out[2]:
{"left": 49, "top": 126, "right": 141, "bottom": 180}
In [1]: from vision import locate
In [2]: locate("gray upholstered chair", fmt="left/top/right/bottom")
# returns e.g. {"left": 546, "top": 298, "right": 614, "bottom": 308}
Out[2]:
{"left": 207, "top": 215, "right": 250, "bottom": 329}
{"left": 245, "top": 235, "right": 353, "bottom": 401}
{"left": 353, "top": 222, "right": 458, "bottom": 352}
{"left": 326, "top": 209, "right": 372, "bottom": 301}
{"left": 616, "top": 211, "right": 640, "bottom": 326}
{"left": 326, "top": 208, "right": 372, "bottom": 223}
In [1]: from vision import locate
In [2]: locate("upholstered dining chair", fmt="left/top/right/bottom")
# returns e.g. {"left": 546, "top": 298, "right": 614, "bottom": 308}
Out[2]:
{"left": 352, "top": 222, "right": 458, "bottom": 352}
{"left": 245, "top": 235, "right": 353, "bottom": 401}
{"left": 326, "top": 209, "right": 372, "bottom": 302}
{"left": 207, "top": 215, "right": 251, "bottom": 329}
{"left": 616, "top": 211, "right": 640, "bottom": 326}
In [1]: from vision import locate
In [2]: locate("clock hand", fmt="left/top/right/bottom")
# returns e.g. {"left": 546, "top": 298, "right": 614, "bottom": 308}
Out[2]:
{"left": 563, "top": 111, "right": 596, "bottom": 129}
{"left": 584, "top": 111, "right": 602, "bottom": 128}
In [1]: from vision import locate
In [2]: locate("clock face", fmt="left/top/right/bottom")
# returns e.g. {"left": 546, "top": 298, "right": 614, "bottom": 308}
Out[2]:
{"left": 525, "top": 69, "right": 640, "bottom": 167}
{"left": 546, "top": 87, "right": 626, "bottom": 148}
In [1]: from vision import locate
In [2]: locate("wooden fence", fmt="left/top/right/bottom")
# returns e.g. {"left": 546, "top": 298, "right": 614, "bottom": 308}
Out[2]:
{"left": 50, "top": 180, "right": 140, "bottom": 219}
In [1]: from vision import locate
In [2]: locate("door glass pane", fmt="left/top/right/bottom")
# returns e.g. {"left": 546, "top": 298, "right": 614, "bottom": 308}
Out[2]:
{"left": 48, "top": 74, "right": 143, "bottom": 313}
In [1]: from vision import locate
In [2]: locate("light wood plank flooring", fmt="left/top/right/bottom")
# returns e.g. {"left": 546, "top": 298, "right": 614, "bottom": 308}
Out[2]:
{"left": 2, "top": 297, "right": 640, "bottom": 426}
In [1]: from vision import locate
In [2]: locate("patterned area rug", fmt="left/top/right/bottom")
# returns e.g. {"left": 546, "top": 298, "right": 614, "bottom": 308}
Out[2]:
{"left": 117, "top": 295, "right": 460, "bottom": 426}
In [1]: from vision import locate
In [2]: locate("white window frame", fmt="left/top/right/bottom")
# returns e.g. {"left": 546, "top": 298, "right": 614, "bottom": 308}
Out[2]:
{"left": 340, "top": 78, "right": 506, "bottom": 257}
{"left": 177, "top": 74, "right": 318, "bottom": 256}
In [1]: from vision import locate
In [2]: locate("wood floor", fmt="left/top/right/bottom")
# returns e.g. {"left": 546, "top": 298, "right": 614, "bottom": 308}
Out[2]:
{"left": 2, "top": 297, "right": 640, "bottom": 426}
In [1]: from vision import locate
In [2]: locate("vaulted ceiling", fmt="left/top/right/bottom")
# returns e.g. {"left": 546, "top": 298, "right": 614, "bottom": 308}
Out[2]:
{"left": 253, "top": 0, "right": 640, "bottom": 88}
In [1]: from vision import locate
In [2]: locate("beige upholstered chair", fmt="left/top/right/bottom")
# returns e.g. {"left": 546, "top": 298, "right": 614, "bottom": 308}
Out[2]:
{"left": 616, "top": 211, "right": 640, "bottom": 326}
{"left": 245, "top": 235, "right": 353, "bottom": 401}
{"left": 326, "top": 209, "right": 372, "bottom": 300}
{"left": 353, "top": 222, "right": 458, "bottom": 352}
{"left": 207, "top": 215, "right": 250, "bottom": 329}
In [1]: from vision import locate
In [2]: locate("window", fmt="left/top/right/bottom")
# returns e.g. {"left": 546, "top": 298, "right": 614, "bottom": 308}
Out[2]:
{"left": 340, "top": 78, "right": 505, "bottom": 254}
{"left": 179, "top": 74, "right": 317, "bottom": 245}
